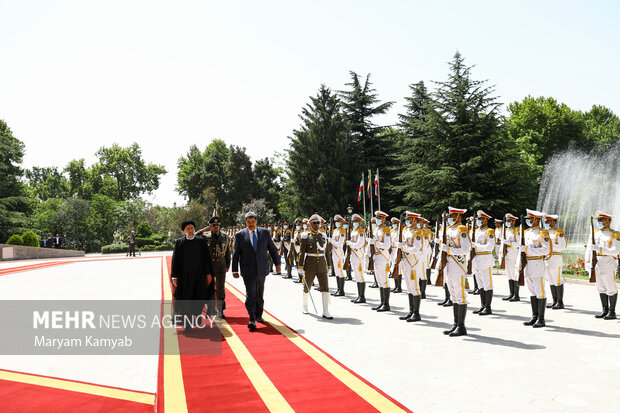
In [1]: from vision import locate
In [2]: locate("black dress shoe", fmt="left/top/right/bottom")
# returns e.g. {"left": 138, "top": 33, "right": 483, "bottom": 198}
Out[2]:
{"left": 256, "top": 316, "right": 265, "bottom": 324}
{"left": 248, "top": 321, "right": 256, "bottom": 331}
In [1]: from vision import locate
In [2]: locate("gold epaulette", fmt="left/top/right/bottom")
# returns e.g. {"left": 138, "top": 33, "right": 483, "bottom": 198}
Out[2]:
{"left": 540, "top": 229, "right": 549, "bottom": 236}
{"left": 612, "top": 230, "right": 620, "bottom": 239}
{"left": 457, "top": 225, "right": 468, "bottom": 233}
{"left": 382, "top": 226, "right": 391, "bottom": 234}
{"left": 485, "top": 228, "right": 495, "bottom": 236}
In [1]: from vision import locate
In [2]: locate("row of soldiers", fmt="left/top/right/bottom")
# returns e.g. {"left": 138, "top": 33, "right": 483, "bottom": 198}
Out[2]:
{"left": 220, "top": 208, "right": 619, "bottom": 336}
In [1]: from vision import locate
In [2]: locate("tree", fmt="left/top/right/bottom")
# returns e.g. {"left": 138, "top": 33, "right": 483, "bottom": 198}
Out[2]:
{"left": 0, "top": 119, "right": 32, "bottom": 241}
{"left": 581, "top": 105, "right": 620, "bottom": 150}
{"left": 338, "top": 71, "right": 398, "bottom": 211}
{"left": 235, "top": 198, "right": 275, "bottom": 225}
{"left": 252, "top": 157, "right": 282, "bottom": 219}
{"left": 506, "top": 96, "right": 585, "bottom": 175}
{"left": 395, "top": 52, "right": 536, "bottom": 218}
{"left": 95, "top": 143, "right": 166, "bottom": 200}
{"left": 25, "top": 166, "right": 70, "bottom": 201}
{"left": 286, "top": 85, "right": 356, "bottom": 217}
{"left": 87, "top": 194, "right": 120, "bottom": 249}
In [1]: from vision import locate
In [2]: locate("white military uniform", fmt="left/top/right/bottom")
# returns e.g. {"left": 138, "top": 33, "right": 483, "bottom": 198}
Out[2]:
{"left": 400, "top": 226, "right": 424, "bottom": 296}
{"left": 494, "top": 225, "right": 502, "bottom": 261}
{"left": 372, "top": 225, "right": 392, "bottom": 288}
{"left": 586, "top": 228, "right": 619, "bottom": 296}
{"left": 444, "top": 224, "right": 472, "bottom": 305}
{"left": 520, "top": 226, "right": 551, "bottom": 299}
{"left": 330, "top": 227, "right": 346, "bottom": 279}
{"left": 348, "top": 226, "right": 366, "bottom": 283}
{"left": 390, "top": 225, "right": 400, "bottom": 273}
{"left": 472, "top": 227, "right": 496, "bottom": 291}
{"left": 420, "top": 225, "right": 432, "bottom": 281}
{"left": 501, "top": 225, "right": 520, "bottom": 281}
{"left": 545, "top": 227, "right": 567, "bottom": 287}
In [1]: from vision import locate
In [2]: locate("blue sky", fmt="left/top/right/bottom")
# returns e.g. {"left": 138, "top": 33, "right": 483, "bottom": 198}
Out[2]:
{"left": 1, "top": 0, "right": 618, "bottom": 206}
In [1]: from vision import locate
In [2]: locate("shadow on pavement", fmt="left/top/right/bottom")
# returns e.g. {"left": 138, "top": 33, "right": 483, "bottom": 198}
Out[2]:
{"left": 544, "top": 324, "right": 620, "bottom": 339}
{"left": 464, "top": 334, "right": 546, "bottom": 350}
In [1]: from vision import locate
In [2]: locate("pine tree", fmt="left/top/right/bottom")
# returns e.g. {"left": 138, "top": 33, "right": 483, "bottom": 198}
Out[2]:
{"left": 395, "top": 52, "right": 535, "bottom": 218}
{"left": 338, "top": 71, "right": 397, "bottom": 212}
{"left": 286, "top": 85, "right": 356, "bottom": 217}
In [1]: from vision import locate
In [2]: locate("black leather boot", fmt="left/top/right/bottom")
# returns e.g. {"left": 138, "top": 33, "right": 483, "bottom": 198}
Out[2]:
{"left": 449, "top": 304, "right": 468, "bottom": 336}
{"left": 357, "top": 282, "right": 366, "bottom": 303}
{"left": 471, "top": 277, "right": 480, "bottom": 295}
{"left": 552, "top": 284, "right": 565, "bottom": 309}
{"left": 332, "top": 278, "right": 345, "bottom": 296}
{"left": 426, "top": 268, "right": 432, "bottom": 284}
{"left": 438, "top": 284, "right": 449, "bottom": 306}
{"left": 400, "top": 294, "right": 414, "bottom": 320}
{"left": 372, "top": 288, "right": 384, "bottom": 310}
{"left": 547, "top": 285, "right": 557, "bottom": 308}
{"left": 377, "top": 288, "right": 391, "bottom": 312}
{"left": 503, "top": 280, "right": 514, "bottom": 301}
{"left": 510, "top": 283, "right": 520, "bottom": 301}
{"left": 523, "top": 296, "right": 538, "bottom": 325}
{"left": 533, "top": 298, "right": 546, "bottom": 328}
{"left": 419, "top": 279, "right": 427, "bottom": 299}
{"left": 394, "top": 276, "right": 403, "bottom": 293}
{"left": 407, "top": 295, "right": 421, "bottom": 322}
{"left": 473, "top": 288, "right": 486, "bottom": 314}
{"left": 595, "top": 293, "right": 609, "bottom": 318}
{"left": 480, "top": 289, "right": 493, "bottom": 315}
{"left": 605, "top": 293, "right": 617, "bottom": 320}
{"left": 346, "top": 267, "right": 352, "bottom": 281}
{"left": 443, "top": 305, "right": 458, "bottom": 335}
{"left": 294, "top": 270, "right": 303, "bottom": 283}
{"left": 443, "top": 287, "right": 453, "bottom": 307}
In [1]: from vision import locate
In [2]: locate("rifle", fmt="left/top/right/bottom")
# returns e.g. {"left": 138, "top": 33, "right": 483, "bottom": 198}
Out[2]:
{"left": 589, "top": 216, "right": 597, "bottom": 283}
{"left": 500, "top": 217, "right": 507, "bottom": 269}
{"left": 430, "top": 215, "right": 441, "bottom": 269}
{"left": 278, "top": 223, "right": 285, "bottom": 256}
{"left": 325, "top": 218, "right": 334, "bottom": 268}
{"left": 435, "top": 213, "right": 447, "bottom": 286}
{"left": 517, "top": 216, "right": 526, "bottom": 286}
{"left": 288, "top": 220, "right": 299, "bottom": 263}
{"left": 391, "top": 220, "right": 404, "bottom": 278}
{"left": 367, "top": 218, "right": 375, "bottom": 271}
{"left": 343, "top": 218, "right": 352, "bottom": 270}
{"left": 467, "top": 216, "right": 477, "bottom": 275}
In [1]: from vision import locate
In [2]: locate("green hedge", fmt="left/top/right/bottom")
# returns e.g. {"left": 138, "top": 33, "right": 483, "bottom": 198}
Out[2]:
{"left": 6, "top": 234, "right": 23, "bottom": 245}
{"left": 101, "top": 244, "right": 129, "bottom": 254}
{"left": 21, "top": 231, "right": 39, "bottom": 247}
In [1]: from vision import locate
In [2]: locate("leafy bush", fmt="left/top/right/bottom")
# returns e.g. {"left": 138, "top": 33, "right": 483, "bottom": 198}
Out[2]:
{"left": 136, "top": 237, "right": 157, "bottom": 247}
{"left": 150, "top": 233, "right": 167, "bottom": 243}
{"left": 6, "top": 234, "right": 24, "bottom": 245}
{"left": 138, "top": 245, "right": 156, "bottom": 252}
{"left": 101, "top": 244, "right": 129, "bottom": 254}
{"left": 155, "top": 244, "right": 174, "bottom": 251}
{"left": 21, "top": 231, "right": 39, "bottom": 247}
{"left": 136, "top": 222, "right": 153, "bottom": 238}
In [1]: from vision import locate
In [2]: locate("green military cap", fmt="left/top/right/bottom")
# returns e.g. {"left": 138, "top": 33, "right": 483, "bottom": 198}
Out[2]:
{"left": 209, "top": 216, "right": 222, "bottom": 225}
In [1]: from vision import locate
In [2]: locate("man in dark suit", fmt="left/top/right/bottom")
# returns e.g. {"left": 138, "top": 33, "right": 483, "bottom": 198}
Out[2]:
{"left": 232, "top": 211, "right": 281, "bottom": 331}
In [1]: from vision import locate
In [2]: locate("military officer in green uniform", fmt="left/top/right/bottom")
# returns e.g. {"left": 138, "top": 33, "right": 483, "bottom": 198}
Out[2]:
{"left": 200, "top": 216, "right": 231, "bottom": 318}
{"left": 298, "top": 214, "right": 333, "bottom": 319}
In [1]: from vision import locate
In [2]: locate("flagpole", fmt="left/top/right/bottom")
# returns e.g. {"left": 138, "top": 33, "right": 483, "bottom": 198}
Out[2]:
{"left": 376, "top": 168, "right": 381, "bottom": 211}
{"left": 368, "top": 169, "right": 374, "bottom": 217}
{"left": 362, "top": 172, "right": 367, "bottom": 222}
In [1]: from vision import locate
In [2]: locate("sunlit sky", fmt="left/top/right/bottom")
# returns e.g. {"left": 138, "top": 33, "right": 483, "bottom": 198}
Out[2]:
{"left": 1, "top": 0, "right": 618, "bottom": 206}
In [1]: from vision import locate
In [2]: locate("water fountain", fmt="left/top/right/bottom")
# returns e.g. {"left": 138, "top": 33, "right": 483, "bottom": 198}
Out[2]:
{"left": 537, "top": 142, "right": 620, "bottom": 254}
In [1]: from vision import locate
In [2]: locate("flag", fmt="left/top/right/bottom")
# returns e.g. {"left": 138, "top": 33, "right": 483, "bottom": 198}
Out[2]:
{"left": 357, "top": 175, "right": 364, "bottom": 202}
{"left": 374, "top": 169, "right": 379, "bottom": 197}
{"left": 367, "top": 170, "right": 372, "bottom": 198}
{"left": 212, "top": 201, "right": 218, "bottom": 217}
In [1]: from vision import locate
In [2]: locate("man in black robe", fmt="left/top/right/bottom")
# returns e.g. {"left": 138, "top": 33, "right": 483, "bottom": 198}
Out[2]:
{"left": 171, "top": 220, "right": 215, "bottom": 331}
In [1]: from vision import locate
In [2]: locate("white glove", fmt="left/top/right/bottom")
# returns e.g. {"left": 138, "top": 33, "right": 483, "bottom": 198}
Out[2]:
{"left": 586, "top": 243, "right": 596, "bottom": 250}
{"left": 519, "top": 245, "right": 526, "bottom": 253}
{"left": 327, "top": 237, "right": 332, "bottom": 242}
{"left": 394, "top": 242, "right": 402, "bottom": 249}
{"left": 298, "top": 268, "right": 305, "bottom": 277}
{"left": 440, "top": 243, "right": 449, "bottom": 252}
{"left": 346, "top": 240, "right": 351, "bottom": 246}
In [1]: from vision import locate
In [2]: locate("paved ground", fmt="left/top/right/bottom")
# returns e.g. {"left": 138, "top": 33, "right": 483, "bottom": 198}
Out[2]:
{"left": 1, "top": 253, "right": 619, "bottom": 412}
{"left": 227, "top": 266, "right": 620, "bottom": 413}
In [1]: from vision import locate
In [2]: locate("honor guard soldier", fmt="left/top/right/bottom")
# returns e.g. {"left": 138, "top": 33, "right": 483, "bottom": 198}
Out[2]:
{"left": 520, "top": 209, "right": 551, "bottom": 328}
{"left": 419, "top": 217, "right": 432, "bottom": 298}
{"left": 272, "top": 223, "right": 283, "bottom": 275}
{"left": 543, "top": 214, "right": 567, "bottom": 309}
{"left": 397, "top": 211, "right": 423, "bottom": 322}
{"left": 343, "top": 220, "right": 353, "bottom": 281}
{"left": 293, "top": 219, "right": 307, "bottom": 284}
{"left": 298, "top": 214, "right": 332, "bottom": 319}
{"left": 501, "top": 214, "right": 521, "bottom": 302}
{"left": 347, "top": 214, "right": 367, "bottom": 303}
{"left": 439, "top": 207, "right": 472, "bottom": 337}
{"left": 330, "top": 215, "right": 347, "bottom": 296}
{"left": 370, "top": 211, "right": 393, "bottom": 312}
{"left": 471, "top": 210, "right": 496, "bottom": 316}
{"left": 390, "top": 217, "right": 404, "bottom": 293}
{"left": 435, "top": 218, "right": 453, "bottom": 308}
{"left": 282, "top": 221, "right": 293, "bottom": 278}
{"left": 586, "top": 211, "right": 619, "bottom": 320}
{"left": 201, "top": 216, "right": 231, "bottom": 318}
{"left": 367, "top": 218, "right": 379, "bottom": 289}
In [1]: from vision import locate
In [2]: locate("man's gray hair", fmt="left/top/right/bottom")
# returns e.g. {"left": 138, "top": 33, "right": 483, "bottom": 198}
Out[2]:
{"left": 245, "top": 211, "right": 257, "bottom": 219}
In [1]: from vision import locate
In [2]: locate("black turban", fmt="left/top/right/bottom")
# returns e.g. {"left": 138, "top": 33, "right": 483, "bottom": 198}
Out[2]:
{"left": 180, "top": 220, "right": 197, "bottom": 231}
